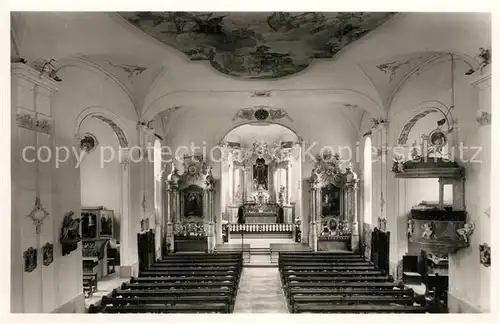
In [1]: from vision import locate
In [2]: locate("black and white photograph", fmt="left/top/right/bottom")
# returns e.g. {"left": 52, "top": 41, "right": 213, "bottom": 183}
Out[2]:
{"left": 3, "top": 1, "right": 498, "bottom": 321}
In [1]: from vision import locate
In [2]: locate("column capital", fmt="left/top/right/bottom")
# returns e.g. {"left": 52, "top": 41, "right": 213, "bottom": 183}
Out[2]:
{"left": 12, "top": 63, "right": 60, "bottom": 92}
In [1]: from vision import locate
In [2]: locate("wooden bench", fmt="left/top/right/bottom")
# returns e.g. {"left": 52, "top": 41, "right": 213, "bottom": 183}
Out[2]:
{"left": 130, "top": 275, "right": 236, "bottom": 283}
{"left": 99, "top": 295, "right": 233, "bottom": 313}
{"left": 293, "top": 303, "right": 428, "bottom": 313}
{"left": 91, "top": 303, "right": 230, "bottom": 313}
{"left": 89, "top": 252, "right": 243, "bottom": 314}
{"left": 141, "top": 270, "right": 237, "bottom": 277}
{"left": 278, "top": 252, "right": 430, "bottom": 313}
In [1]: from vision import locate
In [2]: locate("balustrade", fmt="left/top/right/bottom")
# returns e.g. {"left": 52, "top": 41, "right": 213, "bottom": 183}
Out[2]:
{"left": 229, "top": 223, "right": 294, "bottom": 233}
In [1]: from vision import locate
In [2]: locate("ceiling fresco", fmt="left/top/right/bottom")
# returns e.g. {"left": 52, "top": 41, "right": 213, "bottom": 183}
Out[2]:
{"left": 118, "top": 12, "right": 396, "bottom": 80}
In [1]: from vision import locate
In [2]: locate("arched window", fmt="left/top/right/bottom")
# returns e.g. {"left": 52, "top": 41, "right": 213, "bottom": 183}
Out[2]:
{"left": 363, "top": 137, "right": 372, "bottom": 225}
{"left": 153, "top": 139, "right": 162, "bottom": 213}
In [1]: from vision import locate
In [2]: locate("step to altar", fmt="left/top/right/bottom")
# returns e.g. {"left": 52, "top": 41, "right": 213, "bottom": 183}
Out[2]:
{"left": 228, "top": 237, "right": 295, "bottom": 248}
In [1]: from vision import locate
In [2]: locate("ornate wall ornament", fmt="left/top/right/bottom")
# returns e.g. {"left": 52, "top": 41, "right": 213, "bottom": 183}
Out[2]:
{"left": 428, "top": 128, "right": 448, "bottom": 156}
{"left": 182, "top": 155, "right": 207, "bottom": 183}
{"left": 78, "top": 133, "right": 98, "bottom": 152}
{"left": 166, "top": 162, "right": 181, "bottom": 188}
{"left": 60, "top": 211, "right": 81, "bottom": 256}
{"left": 120, "top": 12, "right": 395, "bottom": 80}
{"left": 204, "top": 165, "right": 216, "bottom": 190}
{"left": 377, "top": 217, "right": 387, "bottom": 232}
{"left": 313, "top": 152, "right": 345, "bottom": 186}
{"left": 479, "top": 243, "right": 491, "bottom": 267}
{"left": 476, "top": 111, "right": 491, "bottom": 127}
{"left": 140, "top": 217, "right": 150, "bottom": 232}
{"left": 370, "top": 117, "right": 388, "bottom": 130}
{"left": 270, "top": 108, "right": 293, "bottom": 121}
{"left": 232, "top": 108, "right": 254, "bottom": 121}
{"left": 106, "top": 61, "right": 147, "bottom": 82}
{"left": 456, "top": 222, "right": 475, "bottom": 243}
{"left": 33, "top": 58, "right": 62, "bottom": 82}
{"left": 232, "top": 106, "right": 292, "bottom": 122}
{"left": 397, "top": 109, "right": 437, "bottom": 145}
{"left": 391, "top": 156, "right": 405, "bottom": 174}
{"left": 35, "top": 113, "right": 53, "bottom": 134}
{"left": 92, "top": 115, "right": 128, "bottom": 147}
{"left": 251, "top": 91, "right": 271, "bottom": 97}
{"left": 42, "top": 242, "right": 54, "bottom": 266}
{"left": 407, "top": 219, "right": 414, "bottom": 238}
{"left": 24, "top": 247, "right": 38, "bottom": 272}
{"left": 466, "top": 47, "right": 492, "bottom": 74}
{"left": 16, "top": 108, "right": 36, "bottom": 131}
{"left": 254, "top": 108, "right": 270, "bottom": 120}
{"left": 421, "top": 222, "right": 436, "bottom": 239}
{"left": 27, "top": 196, "right": 50, "bottom": 234}
{"left": 343, "top": 104, "right": 358, "bottom": 110}
{"left": 375, "top": 56, "right": 422, "bottom": 82}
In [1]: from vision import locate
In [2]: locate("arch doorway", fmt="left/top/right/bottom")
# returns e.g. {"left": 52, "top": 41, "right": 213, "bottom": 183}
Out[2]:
{"left": 219, "top": 123, "right": 303, "bottom": 248}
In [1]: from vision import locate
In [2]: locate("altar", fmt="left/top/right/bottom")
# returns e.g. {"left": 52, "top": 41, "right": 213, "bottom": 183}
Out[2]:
{"left": 245, "top": 212, "right": 277, "bottom": 224}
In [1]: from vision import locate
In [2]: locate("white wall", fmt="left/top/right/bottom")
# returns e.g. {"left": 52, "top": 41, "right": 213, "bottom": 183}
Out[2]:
{"left": 79, "top": 118, "right": 121, "bottom": 241}
{"left": 10, "top": 61, "right": 141, "bottom": 313}
{"left": 386, "top": 57, "right": 489, "bottom": 312}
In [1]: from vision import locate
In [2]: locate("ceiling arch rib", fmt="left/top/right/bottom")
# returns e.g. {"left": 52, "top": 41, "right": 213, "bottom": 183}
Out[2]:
{"left": 142, "top": 88, "right": 385, "bottom": 121}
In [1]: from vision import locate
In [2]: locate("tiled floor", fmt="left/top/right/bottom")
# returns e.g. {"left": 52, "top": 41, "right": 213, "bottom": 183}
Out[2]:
{"left": 233, "top": 268, "right": 289, "bottom": 313}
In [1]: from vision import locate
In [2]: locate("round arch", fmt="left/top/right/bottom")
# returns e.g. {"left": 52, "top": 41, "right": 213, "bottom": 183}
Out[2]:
{"left": 74, "top": 106, "right": 131, "bottom": 149}
{"left": 74, "top": 106, "right": 133, "bottom": 274}
{"left": 391, "top": 100, "right": 454, "bottom": 145}
{"left": 141, "top": 88, "right": 386, "bottom": 122}
{"left": 217, "top": 120, "right": 303, "bottom": 146}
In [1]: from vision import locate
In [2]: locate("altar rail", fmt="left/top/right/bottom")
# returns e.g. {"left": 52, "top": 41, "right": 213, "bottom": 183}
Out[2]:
{"left": 230, "top": 223, "right": 294, "bottom": 233}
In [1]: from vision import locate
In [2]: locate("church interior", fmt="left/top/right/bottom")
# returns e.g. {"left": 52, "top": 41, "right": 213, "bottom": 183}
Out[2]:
{"left": 10, "top": 11, "right": 492, "bottom": 314}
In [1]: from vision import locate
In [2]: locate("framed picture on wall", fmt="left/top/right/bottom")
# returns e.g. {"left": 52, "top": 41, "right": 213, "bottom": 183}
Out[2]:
{"left": 99, "top": 209, "right": 114, "bottom": 238}
{"left": 81, "top": 209, "right": 98, "bottom": 240}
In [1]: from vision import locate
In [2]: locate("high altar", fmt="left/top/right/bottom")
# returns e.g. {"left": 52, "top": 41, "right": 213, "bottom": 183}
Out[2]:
{"left": 224, "top": 141, "right": 298, "bottom": 225}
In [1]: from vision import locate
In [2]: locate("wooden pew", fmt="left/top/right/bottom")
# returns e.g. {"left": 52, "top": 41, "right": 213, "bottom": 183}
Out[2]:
{"left": 141, "top": 270, "right": 237, "bottom": 277}
{"left": 278, "top": 252, "right": 430, "bottom": 313}
{"left": 293, "top": 304, "right": 428, "bottom": 313}
{"left": 89, "top": 252, "right": 243, "bottom": 314}
{"left": 93, "top": 303, "right": 230, "bottom": 313}
{"left": 98, "top": 295, "right": 232, "bottom": 313}
{"left": 130, "top": 275, "right": 236, "bottom": 283}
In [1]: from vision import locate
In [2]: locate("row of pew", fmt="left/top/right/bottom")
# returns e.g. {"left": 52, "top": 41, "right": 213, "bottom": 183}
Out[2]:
{"left": 88, "top": 252, "right": 244, "bottom": 313}
{"left": 278, "top": 252, "right": 430, "bottom": 313}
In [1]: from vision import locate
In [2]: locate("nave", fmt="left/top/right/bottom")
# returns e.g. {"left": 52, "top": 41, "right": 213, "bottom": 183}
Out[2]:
{"left": 86, "top": 229, "right": 442, "bottom": 314}
{"left": 9, "top": 11, "right": 492, "bottom": 315}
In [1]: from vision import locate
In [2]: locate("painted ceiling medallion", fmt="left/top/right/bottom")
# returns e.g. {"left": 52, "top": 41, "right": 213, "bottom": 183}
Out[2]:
{"left": 119, "top": 12, "right": 395, "bottom": 79}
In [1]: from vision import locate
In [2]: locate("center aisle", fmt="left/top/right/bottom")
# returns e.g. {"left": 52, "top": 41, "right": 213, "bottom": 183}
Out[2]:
{"left": 233, "top": 268, "right": 289, "bottom": 313}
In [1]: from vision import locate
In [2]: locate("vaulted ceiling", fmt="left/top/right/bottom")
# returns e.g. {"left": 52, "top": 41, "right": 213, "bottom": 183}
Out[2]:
{"left": 117, "top": 12, "right": 396, "bottom": 80}
{"left": 11, "top": 12, "right": 490, "bottom": 122}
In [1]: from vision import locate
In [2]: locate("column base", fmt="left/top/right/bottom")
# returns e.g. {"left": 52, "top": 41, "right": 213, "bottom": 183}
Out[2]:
{"left": 119, "top": 262, "right": 138, "bottom": 278}
{"left": 350, "top": 234, "right": 360, "bottom": 253}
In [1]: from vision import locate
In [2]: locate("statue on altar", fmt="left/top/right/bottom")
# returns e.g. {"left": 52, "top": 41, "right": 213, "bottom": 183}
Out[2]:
{"left": 253, "top": 157, "right": 269, "bottom": 190}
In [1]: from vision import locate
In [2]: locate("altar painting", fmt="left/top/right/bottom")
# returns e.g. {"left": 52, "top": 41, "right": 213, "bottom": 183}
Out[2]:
{"left": 321, "top": 184, "right": 341, "bottom": 217}
{"left": 182, "top": 185, "right": 203, "bottom": 218}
